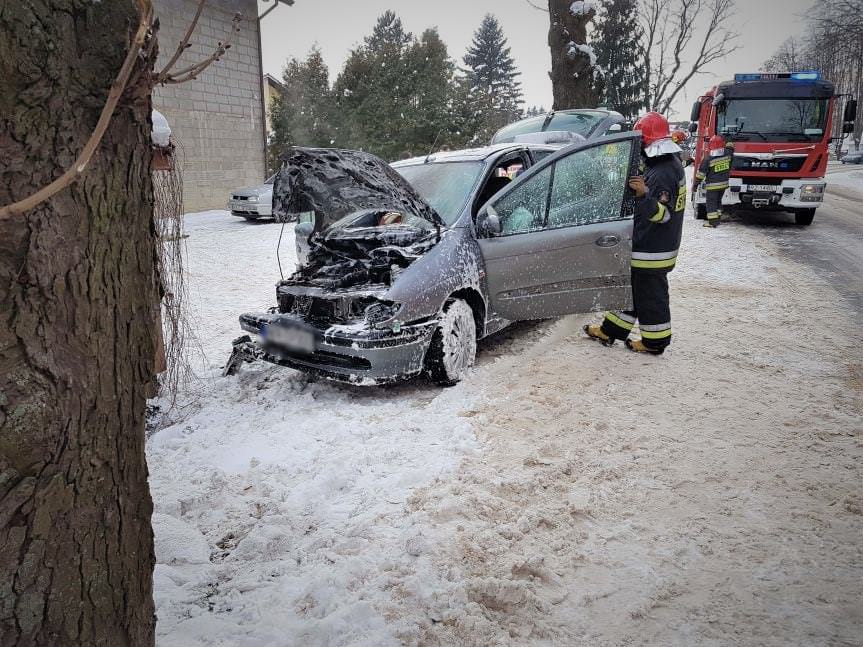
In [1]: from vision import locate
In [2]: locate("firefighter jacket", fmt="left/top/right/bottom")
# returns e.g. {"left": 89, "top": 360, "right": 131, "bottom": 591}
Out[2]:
{"left": 695, "top": 147, "right": 732, "bottom": 191}
{"left": 631, "top": 153, "right": 686, "bottom": 272}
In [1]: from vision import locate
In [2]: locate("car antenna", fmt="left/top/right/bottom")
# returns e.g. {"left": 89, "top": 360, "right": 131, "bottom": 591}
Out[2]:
{"left": 424, "top": 130, "right": 443, "bottom": 164}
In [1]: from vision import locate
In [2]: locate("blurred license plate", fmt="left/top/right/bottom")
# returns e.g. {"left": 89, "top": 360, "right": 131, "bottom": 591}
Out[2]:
{"left": 748, "top": 184, "right": 776, "bottom": 192}
{"left": 264, "top": 325, "right": 315, "bottom": 353}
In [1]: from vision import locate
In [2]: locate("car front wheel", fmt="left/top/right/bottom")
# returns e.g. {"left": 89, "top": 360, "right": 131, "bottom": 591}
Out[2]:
{"left": 425, "top": 298, "right": 477, "bottom": 386}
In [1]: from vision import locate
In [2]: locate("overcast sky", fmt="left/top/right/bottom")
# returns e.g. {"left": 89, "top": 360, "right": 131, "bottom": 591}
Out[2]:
{"left": 257, "top": 0, "right": 813, "bottom": 119}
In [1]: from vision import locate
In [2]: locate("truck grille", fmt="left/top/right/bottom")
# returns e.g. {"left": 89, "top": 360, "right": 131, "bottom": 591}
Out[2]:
{"left": 732, "top": 157, "right": 806, "bottom": 172}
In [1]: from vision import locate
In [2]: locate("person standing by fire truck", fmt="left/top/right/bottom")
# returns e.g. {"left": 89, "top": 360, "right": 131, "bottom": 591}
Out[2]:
{"left": 584, "top": 112, "right": 686, "bottom": 355}
{"left": 693, "top": 135, "right": 732, "bottom": 228}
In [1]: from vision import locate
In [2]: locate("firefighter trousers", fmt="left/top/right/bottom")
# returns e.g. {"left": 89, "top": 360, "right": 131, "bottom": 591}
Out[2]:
{"left": 706, "top": 187, "right": 726, "bottom": 222}
{"left": 601, "top": 269, "right": 672, "bottom": 351}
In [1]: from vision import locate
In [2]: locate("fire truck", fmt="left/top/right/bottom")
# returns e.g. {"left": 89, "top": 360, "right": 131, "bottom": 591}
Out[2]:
{"left": 689, "top": 72, "right": 857, "bottom": 226}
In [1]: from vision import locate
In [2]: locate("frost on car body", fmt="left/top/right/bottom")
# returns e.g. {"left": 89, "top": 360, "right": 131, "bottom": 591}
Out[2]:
{"left": 227, "top": 137, "right": 641, "bottom": 385}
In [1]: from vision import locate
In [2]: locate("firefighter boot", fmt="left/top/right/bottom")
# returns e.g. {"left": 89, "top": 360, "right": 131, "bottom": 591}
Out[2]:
{"left": 584, "top": 324, "right": 615, "bottom": 347}
{"left": 625, "top": 338, "right": 664, "bottom": 355}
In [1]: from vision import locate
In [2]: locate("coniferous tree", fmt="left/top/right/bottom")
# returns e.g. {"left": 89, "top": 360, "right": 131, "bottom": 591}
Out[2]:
{"left": 269, "top": 46, "right": 333, "bottom": 170}
{"left": 333, "top": 11, "right": 415, "bottom": 158}
{"left": 592, "top": 0, "right": 645, "bottom": 119}
{"left": 462, "top": 14, "right": 524, "bottom": 141}
{"left": 402, "top": 28, "right": 459, "bottom": 156}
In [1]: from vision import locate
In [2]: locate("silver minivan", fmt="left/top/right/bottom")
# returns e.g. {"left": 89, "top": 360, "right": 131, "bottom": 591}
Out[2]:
{"left": 226, "top": 133, "right": 640, "bottom": 385}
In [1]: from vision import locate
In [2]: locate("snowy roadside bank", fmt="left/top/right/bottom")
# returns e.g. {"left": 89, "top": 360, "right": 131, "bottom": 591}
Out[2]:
{"left": 148, "top": 211, "right": 486, "bottom": 645}
{"left": 148, "top": 205, "right": 862, "bottom": 645}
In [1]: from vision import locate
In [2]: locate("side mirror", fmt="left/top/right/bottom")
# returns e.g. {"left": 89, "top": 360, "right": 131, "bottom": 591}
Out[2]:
{"left": 477, "top": 208, "right": 502, "bottom": 237}
{"left": 843, "top": 122, "right": 855, "bottom": 134}
{"left": 690, "top": 101, "right": 701, "bottom": 122}
{"left": 844, "top": 99, "right": 858, "bottom": 123}
{"left": 688, "top": 122, "right": 698, "bottom": 133}
{"left": 607, "top": 123, "right": 623, "bottom": 133}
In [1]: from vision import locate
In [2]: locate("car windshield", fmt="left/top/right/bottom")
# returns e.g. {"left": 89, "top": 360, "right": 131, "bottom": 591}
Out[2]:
{"left": 395, "top": 162, "right": 484, "bottom": 225}
{"left": 492, "top": 111, "right": 606, "bottom": 143}
{"left": 717, "top": 99, "right": 828, "bottom": 141}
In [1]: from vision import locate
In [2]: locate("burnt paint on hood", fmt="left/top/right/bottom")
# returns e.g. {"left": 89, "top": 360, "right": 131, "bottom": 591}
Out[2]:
{"left": 272, "top": 147, "right": 442, "bottom": 231}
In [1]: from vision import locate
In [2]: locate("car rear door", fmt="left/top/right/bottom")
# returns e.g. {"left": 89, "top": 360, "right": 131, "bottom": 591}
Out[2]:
{"left": 477, "top": 133, "right": 639, "bottom": 321}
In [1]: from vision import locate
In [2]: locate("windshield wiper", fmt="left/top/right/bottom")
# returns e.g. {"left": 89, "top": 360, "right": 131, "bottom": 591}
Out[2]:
{"left": 733, "top": 130, "right": 768, "bottom": 142}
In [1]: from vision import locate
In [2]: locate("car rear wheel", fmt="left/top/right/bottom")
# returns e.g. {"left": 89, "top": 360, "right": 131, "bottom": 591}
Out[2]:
{"left": 795, "top": 208, "right": 816, "bottom": 226}
{"left": 425, "top": 298, "right": 477, "bottom": 386}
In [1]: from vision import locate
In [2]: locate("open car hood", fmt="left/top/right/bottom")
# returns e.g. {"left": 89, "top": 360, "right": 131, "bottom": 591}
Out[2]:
{"left": 272, "top": 147, "right": 442, "bottom": 232}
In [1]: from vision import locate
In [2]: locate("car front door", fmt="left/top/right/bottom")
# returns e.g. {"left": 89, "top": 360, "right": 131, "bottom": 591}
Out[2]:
{"left": 477, "top": 133, "right": 639, "bottom": 321}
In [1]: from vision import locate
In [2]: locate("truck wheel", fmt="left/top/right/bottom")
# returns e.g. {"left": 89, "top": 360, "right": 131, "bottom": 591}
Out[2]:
{"left": 795, "top": 209, "right": 816, "bottom": 226}
{"left": 695, "top": 204, "right": 707, "bottom": 220}
{"left": 425, "top": 299, "right": 477, "bottom": 386}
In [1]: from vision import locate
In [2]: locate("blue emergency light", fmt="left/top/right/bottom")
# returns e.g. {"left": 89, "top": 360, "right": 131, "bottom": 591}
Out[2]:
{"left": 734, "top": 71, "right": 821, "bottom": 82}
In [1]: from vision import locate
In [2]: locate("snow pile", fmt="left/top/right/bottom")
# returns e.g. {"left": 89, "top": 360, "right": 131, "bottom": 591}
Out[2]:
{"left": 566, "top": 41, "right": 598, "bottom": 66}
{"left": 570, "top": 1, "right": 598, "bottom": 15}
{"left": 149, "top": 211, "right": 481, "bottom": 645}
{"left": 152, "top": 109, "right": 171, "bottom": 147}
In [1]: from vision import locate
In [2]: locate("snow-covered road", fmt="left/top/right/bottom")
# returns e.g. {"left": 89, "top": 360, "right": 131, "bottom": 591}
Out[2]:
{"left": 148, "top": 199, "right": 862, "bottom": 645}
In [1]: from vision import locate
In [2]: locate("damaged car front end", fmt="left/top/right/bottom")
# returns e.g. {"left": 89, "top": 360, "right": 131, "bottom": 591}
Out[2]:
{"left": 225, "top": 147, "right": 470, "bottom": 385}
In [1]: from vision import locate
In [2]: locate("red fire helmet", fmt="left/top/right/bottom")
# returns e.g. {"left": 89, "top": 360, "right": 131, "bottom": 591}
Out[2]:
{"left": 709, "top": 135, "right": 726, "bottom": 150}
{"left": 671, "top": 129, "right": 688, "bottom": 144}
{"left": 633, "top": 112, "right": 671, "bottom": 147}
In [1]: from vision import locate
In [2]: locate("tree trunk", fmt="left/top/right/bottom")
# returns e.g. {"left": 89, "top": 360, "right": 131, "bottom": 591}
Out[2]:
{"left": 547, "top": 0, "right": 604, "bottom": 110}
{"left": 0, "top": 2, "right": 158, "bottom": 645}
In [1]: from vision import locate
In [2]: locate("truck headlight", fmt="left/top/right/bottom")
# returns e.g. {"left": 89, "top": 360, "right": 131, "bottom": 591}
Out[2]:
{"left": 800, "top": 184, "right": 824, "bottom": 202}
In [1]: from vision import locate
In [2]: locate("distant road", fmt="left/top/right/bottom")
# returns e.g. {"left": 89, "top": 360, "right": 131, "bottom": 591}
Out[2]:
{"left": 732, "top": 168, "right": 862, "bottom": 321}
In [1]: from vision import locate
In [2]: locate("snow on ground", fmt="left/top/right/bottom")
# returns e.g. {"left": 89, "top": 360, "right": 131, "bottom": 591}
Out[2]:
{"left": 149, "top": 211, "right": 481, "bottom": 645}
{"left": 149, "top": 199, "right": 862, "bottom": 645}
{"left": 828, "top": 166, "right": 863, "bottom": 193}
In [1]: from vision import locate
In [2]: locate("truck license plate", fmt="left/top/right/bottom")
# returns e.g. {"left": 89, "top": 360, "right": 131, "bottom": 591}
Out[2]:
{"left": 264, "top": 325, "right": 315, "bottom": 354}
{"left": 748, "top": 184, "right": 776, "bottom": 192}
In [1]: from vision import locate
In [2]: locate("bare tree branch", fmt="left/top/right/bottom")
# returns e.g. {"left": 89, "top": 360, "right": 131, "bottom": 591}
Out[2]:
{"left": 640, "top": 0, "right": 740, "bottom": 114}
{"left": 525, "top": 0, "right": 549, "bottom": 11}
{"left": 154, "top": 11, "right": 242, "bottom": 85}
{"left": 0, "top": 0, "right": 154, "bottom": 219}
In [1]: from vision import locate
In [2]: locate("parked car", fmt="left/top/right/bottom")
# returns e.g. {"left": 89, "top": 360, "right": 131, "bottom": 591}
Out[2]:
{"left": 226, "top": 134, "right": 641, "bottom": 385}
{"left": 490, "top": 108, "right": 627, "bottom": 145}
{"left": 227, "top": 174, "right": 276, "bottom": 220}
{"left": 841, "top": 151, "right": 863, "bottom": 164}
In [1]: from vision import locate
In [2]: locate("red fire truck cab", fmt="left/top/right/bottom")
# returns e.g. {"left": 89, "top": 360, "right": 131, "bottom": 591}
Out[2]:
{"left": 689, "top": 72, "right": 857, "bottom": 226}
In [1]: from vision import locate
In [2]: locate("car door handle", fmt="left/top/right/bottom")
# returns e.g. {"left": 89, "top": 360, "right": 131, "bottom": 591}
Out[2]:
{"left": 595, "top": 235, "right": 620, "bottom": 247}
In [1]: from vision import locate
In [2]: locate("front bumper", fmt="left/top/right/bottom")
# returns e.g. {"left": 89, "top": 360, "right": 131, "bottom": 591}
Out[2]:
{"left": 233, "top": 312, "right": 437, "bottom": 384}
{"left": 695, "top": 178, "right": 826, "bottom": 210}
{"left": 228, "top": 200, "right": 273, "bottom": 217}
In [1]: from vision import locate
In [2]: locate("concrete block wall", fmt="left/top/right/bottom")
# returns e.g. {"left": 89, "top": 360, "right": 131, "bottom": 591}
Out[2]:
{"left": 152, "top": 0, "right": 265, "bottom": 212}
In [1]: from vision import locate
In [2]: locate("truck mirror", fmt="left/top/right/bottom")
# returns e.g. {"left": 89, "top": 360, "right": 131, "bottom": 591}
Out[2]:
{"left": 844, "top": 99, "right": 858, "bottom": 123}
{"left": 690, "top": 101, "right": 700, "bottom": 122}
{"left": 843, "top": 122, "right": 855, "bottom": 134}
{"left": 688, "top": 122, "right": 698, "bottom": 133}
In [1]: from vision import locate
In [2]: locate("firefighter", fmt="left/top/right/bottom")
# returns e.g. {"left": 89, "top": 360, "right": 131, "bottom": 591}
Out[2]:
{"left": 693, "top": 135, "right": 732, "bottom": 228}
{"left": 584, "top": 111, "right": 686, "bottom": 355}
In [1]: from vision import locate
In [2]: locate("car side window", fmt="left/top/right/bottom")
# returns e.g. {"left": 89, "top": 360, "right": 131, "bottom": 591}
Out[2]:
{"left": 489, "top": 166, "right": 552, "bottom": 235}
{"left": 547, "top": 140, "right": 632, "bottom": 229}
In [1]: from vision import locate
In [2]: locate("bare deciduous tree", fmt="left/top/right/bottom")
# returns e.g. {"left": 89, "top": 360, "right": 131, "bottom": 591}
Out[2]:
{"left": 640, "top": 0, "right": 740, "bottom": 114}
{"left": 763, "top": 0, "right": 863, "bottom": 152}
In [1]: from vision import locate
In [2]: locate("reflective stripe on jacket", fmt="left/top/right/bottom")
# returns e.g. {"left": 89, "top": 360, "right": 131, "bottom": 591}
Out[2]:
{"left": 632, "top": 153, "right": 685, "bottom": 272}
